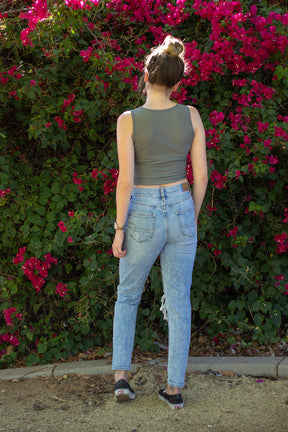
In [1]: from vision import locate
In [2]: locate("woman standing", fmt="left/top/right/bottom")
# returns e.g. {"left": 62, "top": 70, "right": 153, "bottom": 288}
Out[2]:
{"left": 112, "top": 35, "right": 208, "bottom": 410}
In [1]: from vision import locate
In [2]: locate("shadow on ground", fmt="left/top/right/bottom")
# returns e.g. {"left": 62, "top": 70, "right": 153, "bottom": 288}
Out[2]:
{"left": 0, "top": 364, "right": 287, "bottom": 432}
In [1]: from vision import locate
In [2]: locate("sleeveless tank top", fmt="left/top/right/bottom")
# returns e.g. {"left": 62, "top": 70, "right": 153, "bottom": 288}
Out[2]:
{"left": 131, "top": 103, "right": 194, "bottom": 185}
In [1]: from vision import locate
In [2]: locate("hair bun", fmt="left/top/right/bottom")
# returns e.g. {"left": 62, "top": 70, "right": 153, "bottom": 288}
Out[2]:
{"left": 163, "top": 36, "right": 184, "bottom": 58}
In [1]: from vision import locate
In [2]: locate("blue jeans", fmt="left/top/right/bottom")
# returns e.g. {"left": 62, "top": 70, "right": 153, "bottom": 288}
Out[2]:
{"left": 112, "top": 184, "right": 197, "bottom": 387}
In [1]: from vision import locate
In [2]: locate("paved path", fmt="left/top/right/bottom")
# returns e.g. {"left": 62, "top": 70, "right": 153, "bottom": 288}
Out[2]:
{"left": 0, "top": 356, "right": 287, "bottom": 380}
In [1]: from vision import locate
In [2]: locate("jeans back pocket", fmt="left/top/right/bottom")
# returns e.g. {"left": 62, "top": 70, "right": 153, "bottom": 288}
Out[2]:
{"left": 175, "top": 207, "right": 196, "bottom": 238}
{"left": 127, "top": 211, "right": 156, "bottom": 243}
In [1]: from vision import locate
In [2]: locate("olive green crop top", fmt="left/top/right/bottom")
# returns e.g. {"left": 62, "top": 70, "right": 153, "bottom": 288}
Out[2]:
{"left": 131, "top": 103, "right": 194, "bottom": 185}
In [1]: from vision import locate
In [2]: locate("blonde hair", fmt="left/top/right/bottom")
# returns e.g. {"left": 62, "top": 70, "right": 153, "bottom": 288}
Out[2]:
{"left": 144, "top": 35, "right": 186, "bottom": 88}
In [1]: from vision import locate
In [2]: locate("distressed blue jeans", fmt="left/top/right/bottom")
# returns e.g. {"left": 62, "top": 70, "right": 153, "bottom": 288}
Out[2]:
{"left": 112, "top": 183, "right": 197, "bottom": 387}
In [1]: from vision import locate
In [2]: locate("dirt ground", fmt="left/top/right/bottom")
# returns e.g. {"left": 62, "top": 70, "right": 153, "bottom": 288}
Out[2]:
{"left": 0, "top": 365, "right": 287, "bottom": 432}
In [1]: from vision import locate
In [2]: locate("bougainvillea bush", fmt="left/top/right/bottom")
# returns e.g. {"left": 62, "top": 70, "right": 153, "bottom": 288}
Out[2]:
{"left": 0, "top": 0, "right": 287, "bottom": 368}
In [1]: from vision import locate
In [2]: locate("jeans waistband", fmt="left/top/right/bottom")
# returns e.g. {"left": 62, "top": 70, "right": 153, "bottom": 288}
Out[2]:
{"left": 132, "top": 183, "right": 190, "bottom": 198}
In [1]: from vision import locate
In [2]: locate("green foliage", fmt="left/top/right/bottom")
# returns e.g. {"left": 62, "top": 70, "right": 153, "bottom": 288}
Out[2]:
{"left": 0, "top": 0, "right": 287, "bottom": 368}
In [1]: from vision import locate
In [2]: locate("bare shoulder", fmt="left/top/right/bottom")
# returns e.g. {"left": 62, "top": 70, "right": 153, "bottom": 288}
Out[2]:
{"left": 187, "top": 105, "right": 202, "bottom": 125}
{"left": 118, "top": 110, "right": 132, "bottom": 123}
{"left": 187, "top": 105, "right": 205, "bottom": 132}
{"left": 117, "top": 110, "right": 132, "bottom": 132}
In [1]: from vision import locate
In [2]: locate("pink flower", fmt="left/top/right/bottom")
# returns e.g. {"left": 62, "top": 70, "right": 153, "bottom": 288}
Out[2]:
{"left": 274, "top": 232, "right": 287, "bottom": 243}
{"left": 274, "top": 127, "right": 287, "bottom": 138}
{"left": 73, "top": 177, "right": 82, "bottom": 185}
{"left": 43, "top": 254, "right": 58, "bottom": 265}
{"left": 30, "top": 79, "right": 37, "bottom": 86}
{"left": 274, "top": 232, "right": 288, "bottom": 254}
{"left": 1, "top": 334, "right": 11, "bottom": 343}
{"left": 67, "top": 236, "right": 73, "bottom": 243}
{"left": 211, "top": 170, "right": 227, "bottom": 189}
{"left": 228, "top": 227, "right": 238, "bottom": 238}
{"left": 55, "top": 116, "right": 67, "bottom": 130}
{"left": 13, "top": 247, "right": 26, "bottom": 264}
{"left": 9, "top": 335, "right": 20, "bottom": 346}
{"left": 7, "top": 65, "right": 17, "bottom": 76}
{"left": 213, "top": 249, "right": 222, "bottom": 256}
{"left": 68, "top": 211, "right": 75, "bottom": 217}
{"left": 46, "top": 122, "right": 52, "bottom": 128}
{"left": 91, "top": 169, "right": 98, "bottom": 179}
{"left": 58, "top": 221, "right": 67, "bottom": 233}
{"left": 4, "top": 308, "right": 17, "bottom": 326}
{"left": 209, "top": 110, "right": 225, "bottom": 127}
{"left": 257, "top": 122, "right": 269, "bottom": 133}
{"left": 63, "top": 93, "right": 75, "bottom": 107}
{"left": 80, "top": 46, "right": 94, "bottom": 62}
{"left": 235, "top": 170, "right": 241, "bottom": 180}
{"left": 55, "top": 283, "right": 68, "bottom": 298}
{"left": 269, "top": 155, "right": 279, "bottom": 165}
{"left": 263, "top": 139, "right": 272, "bottom": 148}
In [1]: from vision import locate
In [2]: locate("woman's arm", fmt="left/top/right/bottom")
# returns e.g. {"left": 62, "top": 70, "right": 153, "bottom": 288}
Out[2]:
{"left": 112, "top": 111, "right": 134, "bottom": 258}
{"left": 189, "top": 106, "right": 208, "bottom": 222}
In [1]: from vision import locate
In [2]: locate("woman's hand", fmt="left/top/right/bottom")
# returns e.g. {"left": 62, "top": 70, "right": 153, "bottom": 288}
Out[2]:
{"left": 112, "top": 230, "right": 127, "bottom": 258}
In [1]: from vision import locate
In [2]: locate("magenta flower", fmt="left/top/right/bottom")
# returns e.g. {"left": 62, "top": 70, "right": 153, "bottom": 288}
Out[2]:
{"left": 257, "top": 122, "right": 269, "bottom": 133}
{"left": 4, "top": 308, "right": 17, "bottom": 326}
{"left": 269, "top": 155, "right": 279, "bottom": 165}
{"left": 54, "top": 116, "right": 67, "bottom": 130}
{"left": 274, "top": 232, "right": 288, "bottom": 254}
{"left": 213, "top": 249, "right": 222, "bottom": 256}
{"left": 228, "top": 227, "right": 238, "bottom": 238}
{"left": 44, "top": 254, "right": 58, "bottom": 265}
{"left": 209, "top": 110, "right": 225, "bottom": 127}
{"left": 58, "top": 221, "right": 67, "bottom": 233}
{"left": 55, "top": 283, "right": 68, "bottom": 298}
{"left": 13, "top": 247, "right": 27, "bottom": 264}
{"left": 91, "top": 169, "right": 98, "bottom": 179}
{"left": 211, "top": 170, "right": 227, "bottom": 189}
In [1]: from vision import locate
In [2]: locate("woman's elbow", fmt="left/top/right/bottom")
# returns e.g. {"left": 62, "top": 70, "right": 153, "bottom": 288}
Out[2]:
{"left": 194, "top": 172, "right": 208, "bottom": 184}
{"left": 117, "top": 179, "right": 134, "bottom": 191}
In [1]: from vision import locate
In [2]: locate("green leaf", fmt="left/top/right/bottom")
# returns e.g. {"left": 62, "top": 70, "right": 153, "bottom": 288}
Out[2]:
{"left": 36, "top": 206, "right": 46, "bottom": 216}
{"left": 29, "top": 215, "right": 44, "bottom": 226}
{"left": 65, "top": 263, "right": 72, "bottom": 274}
{"left": 269, "top": 310, "right": 282, "bottom": 329}
{"left": 80, "top": 322, "right": 90, "bottom": 335}
{"left": 37, "top": 342, "right": 47, "bottom": 354}
{"left": 26, "top": 331, "right": 34, "bottom": 342}
{"left": 26, "top": 353, "right": 40, "bottom": 367}
{"left": 254, "top": 313, "right": 265, "bottom": 326}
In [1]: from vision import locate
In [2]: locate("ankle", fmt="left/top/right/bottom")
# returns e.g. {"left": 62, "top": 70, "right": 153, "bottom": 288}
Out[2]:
{"left": 166, "top": 385, "right": 181, "bottom": 395}
{"left": 114, "top": 370, "right": 128, "bottom": 383}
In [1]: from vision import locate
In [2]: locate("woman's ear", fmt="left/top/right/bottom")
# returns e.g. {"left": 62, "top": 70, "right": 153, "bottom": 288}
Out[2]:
{"left": 172, "top": 82, "right": 179, "bottom": 92}
{"left": 144, "top": 70, "right": 149, "bottom": 83}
